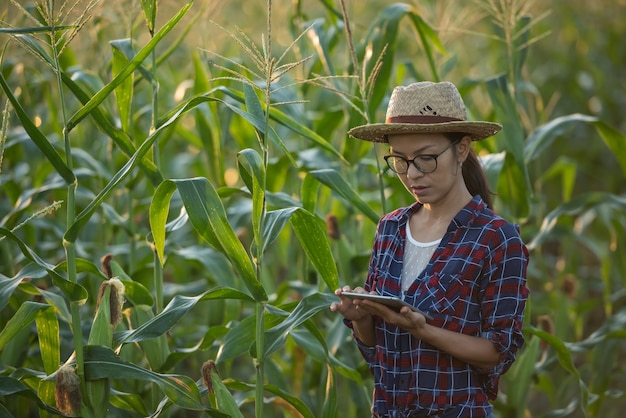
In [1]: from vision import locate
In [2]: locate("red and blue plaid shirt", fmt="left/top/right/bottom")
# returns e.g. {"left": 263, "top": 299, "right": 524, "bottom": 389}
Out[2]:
{"left": 346, "top": 196, "right": 529, "bottom": 417}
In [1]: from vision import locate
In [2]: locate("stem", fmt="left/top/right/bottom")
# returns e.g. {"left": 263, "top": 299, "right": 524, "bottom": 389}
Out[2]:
{"left": 149, "top": 23, "right": 163, "bottom": 315}
{"left": 46, "top": 1, "right": 88, "bottom": 415}
{"left": 255, "top": 302, "right": 266, "bottom": 418}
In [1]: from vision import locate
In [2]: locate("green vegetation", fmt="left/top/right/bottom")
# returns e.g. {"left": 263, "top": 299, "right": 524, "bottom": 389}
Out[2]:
{"left": 1, "top": 0, "right": 625, "bottom": 417}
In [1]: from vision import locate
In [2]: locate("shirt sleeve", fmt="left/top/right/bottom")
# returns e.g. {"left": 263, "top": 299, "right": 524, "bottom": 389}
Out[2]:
{"left": 476, "top": 222, "right": 530, "bottom": 398}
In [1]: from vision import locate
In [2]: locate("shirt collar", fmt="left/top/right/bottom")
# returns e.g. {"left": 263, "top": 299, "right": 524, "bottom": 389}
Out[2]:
{"left": 387, "top": 195, "right": 487, "bottom": 229}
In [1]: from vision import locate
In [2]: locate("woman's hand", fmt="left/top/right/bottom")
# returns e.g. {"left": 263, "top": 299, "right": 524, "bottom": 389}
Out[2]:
{"left": 358, "top": 300, "right": 429, "bottom": 334}
{"left": 329, "top": 286, "right": 374, "bottom": 322}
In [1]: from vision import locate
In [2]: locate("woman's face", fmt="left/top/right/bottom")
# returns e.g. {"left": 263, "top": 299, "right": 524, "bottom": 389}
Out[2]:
{"left": 386, "top": 132, "right": 468, "bottom": 206}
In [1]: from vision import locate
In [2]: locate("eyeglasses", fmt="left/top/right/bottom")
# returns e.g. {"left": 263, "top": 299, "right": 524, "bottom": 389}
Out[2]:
{"left": 383, "top": 141, "right": 458, "bottom": 174}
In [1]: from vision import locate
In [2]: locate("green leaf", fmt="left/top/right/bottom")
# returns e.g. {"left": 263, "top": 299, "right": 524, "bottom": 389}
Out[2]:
{"left": 150, "top": 180, "right": 178, "bottom": 265}
{"left": 109, "top": 260, "right": 155, "bottom": 307}
{"left": 0, "top": 25, "right": 74, "bottom": 34}
{"left": 321, "top": 365, "right": 338, "bottom": 418}
{"left": 505, "top": 335, "right": 540, "bottom": 410}
{"left": 65, "top": 84, "right": 209, "bottom": 243}
{"left": 525, "top": 113, "right": 598, "bottom": 163}
{"left": 84, "top": 346, "right": 207, "bottom": 411}
{"left": 261, "top": 207, "right": 299, "bottom": 255}
{"left": 111, "top": 39, "right": 134, "bottom": 132}
{"left": 0, "top": 70, "right": 75, "bottom": 185}
{"left": 0, "top": 267, "right": 35, "bottom": 311}
{"left": 261, "top": 293, "right": 339, "bottom": 356}
{"left": 591, "top": 119, "right": 626, "bottom": 180}
{"left": 290, "top": 209, "right": 339, "bottom": 291}
{"left": 140, "top": 0, "right": 158, "bottom": 34}
{"left": 237, "top": 148, "right": 265, "bottom": 257}
{"left": 88, "top": 285, "right": 113, "bottom": 346}
{"left": 0, "top": 376, "right": 63, "bottom": 415}
{"left": 216, "top": 311, "right": 284, "bottom": 364}
{"left": 309, "top": 169, "right": 380, "bottom": 224}
{"left": 173, "top": 178, "right": 266, "bottom": 301}
{"left": 486, "top": 74, "right": 528, "bottom": 176}
{"left": 12, "top": 35, "right": 161, "bottom": 185}
{"left": 480, "top": 151, "right": 506, "bottom": 193}
{"left": 110, "top": 389, "right": 150, "bottom": 416}
{"left": 66, "top": 1, "right": 193, "bottom": 131}
{"left": 524, "top": 113, "right": 626, "bottom": 180}
{"left": 35, "top": 306, "right": 60, "bottom": 376}
{"left": 529, "top": 192, "right": 626, "bottom": 249}
{"left": 222, "top": 379, "right": 315, "bottom": 418}
{"left": 525, "top": 326, "right": 590, "bottom": 411}
{"left": 126, "top": 305, "right": 170, "bottom": 372}
{"left": 116, "top": 288, "right": 254, "bottom": 345}
{"left": 0, "top": 228, "right": 88, "bottom": 304}
{"left": 208, "top": 368, "right": 245, "bottom": 418}
{"left": 0, "top": 302, "right": 50, "bottom": 350}
{"left": 160, "top": 87, "right": 344, "bottom": 162}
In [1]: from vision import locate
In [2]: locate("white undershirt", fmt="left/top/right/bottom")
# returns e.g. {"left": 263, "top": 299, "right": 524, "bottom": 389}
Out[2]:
{"left": 401, "top": 221, "right": 441, "bottom": 292}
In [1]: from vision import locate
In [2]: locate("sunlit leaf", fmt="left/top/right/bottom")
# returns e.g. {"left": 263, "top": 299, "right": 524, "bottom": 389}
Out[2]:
{"left": 290, "top": 209, "right": 339, "bottom": 291}
{"left": 0, "top": 302, "right": 49, "bottom": 350}
{"left": 0, "top": 71, "right": 75, "bottom": 184}
{"left": 116, "top": 288, "right": 254, "bottom": 345}
{"left": 140, "top": 0, "right": 158, "bottom": 34}
{"left": 173, "top": 178, "right": 266, "bottom": 301}
{"left": 237, "top": 147, "right": 265, "bottom": 258}
{"left": 35, "top": 306, "right": 59, "bottom": 376}
{"left": 260, "top": 292, "right": 339, "bottom": 356}
{"left": 309, "top": 169, "right": 379, "bottom": 224}
{"left": 66, "top": 1, "right": 193, "bottom": 131}
{"left": 84, "top": 346, "right": 209, "bottom": 411}
{"left": 111, "top": 39, "right": 135, "bottom": 132}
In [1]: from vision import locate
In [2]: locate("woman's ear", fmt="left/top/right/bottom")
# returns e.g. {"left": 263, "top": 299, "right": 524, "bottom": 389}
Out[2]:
{"left": 456, "top": 135, "right": 472, "bottom": 163}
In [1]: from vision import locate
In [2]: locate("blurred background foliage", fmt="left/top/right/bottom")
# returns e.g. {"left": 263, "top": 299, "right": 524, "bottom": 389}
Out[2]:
{"left": 1, "top": 0, "right": 625, "bottom": 417}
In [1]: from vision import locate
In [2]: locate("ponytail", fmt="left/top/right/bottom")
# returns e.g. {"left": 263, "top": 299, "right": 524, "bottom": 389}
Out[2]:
{"left": 462, "top": 149, "right": 493, "bottom": 209}
{"left": 445, "top": 133, "right": 494, "bottom": 209}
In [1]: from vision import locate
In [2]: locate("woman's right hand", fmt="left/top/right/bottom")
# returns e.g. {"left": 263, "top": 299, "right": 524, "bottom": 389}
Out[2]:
{"left": 329, "top": 286, "right": 374, "bottom": 322}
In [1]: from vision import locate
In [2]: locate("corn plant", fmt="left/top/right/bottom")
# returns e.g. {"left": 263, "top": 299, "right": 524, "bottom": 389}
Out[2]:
{"left": 1, "top": 0, "right": 626, "bottom": 417}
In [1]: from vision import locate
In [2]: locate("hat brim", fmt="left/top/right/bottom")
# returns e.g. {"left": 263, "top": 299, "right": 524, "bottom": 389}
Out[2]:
{"left": 348, "top": 121, "right": 502, "bottom": 142}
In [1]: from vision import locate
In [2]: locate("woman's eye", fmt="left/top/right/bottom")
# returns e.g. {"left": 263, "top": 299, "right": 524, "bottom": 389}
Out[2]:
{"left": 417, "top": 155, "right": 435, "bottom": 162}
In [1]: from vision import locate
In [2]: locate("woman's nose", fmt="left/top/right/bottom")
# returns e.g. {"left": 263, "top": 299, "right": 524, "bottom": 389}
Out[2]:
{"left": 406, "top": 163, "right": 424, "bottom": 179}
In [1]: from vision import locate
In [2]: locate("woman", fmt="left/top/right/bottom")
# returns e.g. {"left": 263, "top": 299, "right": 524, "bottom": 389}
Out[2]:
{"left": 330, "top": 81, "right": 529, "bottom": 417}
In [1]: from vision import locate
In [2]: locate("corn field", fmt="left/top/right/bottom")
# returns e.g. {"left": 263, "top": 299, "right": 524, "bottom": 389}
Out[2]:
{"left": 1, "top": 0, "right": 625, "bottom": 417}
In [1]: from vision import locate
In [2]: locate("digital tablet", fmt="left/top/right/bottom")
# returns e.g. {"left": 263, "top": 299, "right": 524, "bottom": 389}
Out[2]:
{"left": 341, "top": 292, "right": 432, "bottom": 320}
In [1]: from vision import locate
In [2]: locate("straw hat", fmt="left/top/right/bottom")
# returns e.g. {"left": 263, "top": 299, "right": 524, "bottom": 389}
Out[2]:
{"left": 348, "top": 81, "right": 502, "bottom": 142}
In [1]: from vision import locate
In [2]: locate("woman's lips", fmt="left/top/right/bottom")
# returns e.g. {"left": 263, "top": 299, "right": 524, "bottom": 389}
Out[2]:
{"left": 411, "top": 185, "right": 428, "bottom": 194}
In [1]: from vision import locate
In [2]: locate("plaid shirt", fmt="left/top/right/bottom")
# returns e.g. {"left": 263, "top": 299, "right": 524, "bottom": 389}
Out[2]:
{"left": 346, "top": 196, "right": 529, "bottom": 417}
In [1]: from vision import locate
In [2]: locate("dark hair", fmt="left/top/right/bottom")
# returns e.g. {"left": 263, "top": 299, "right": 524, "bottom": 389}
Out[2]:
{"left": 445, "top": 133, "right": 494, "bottom": 209}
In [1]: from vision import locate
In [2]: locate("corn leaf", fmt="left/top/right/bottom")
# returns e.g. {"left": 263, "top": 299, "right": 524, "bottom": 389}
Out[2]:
{"left": 140, "top": 0, "right": 158, "bottom": 34}
{"left": 116, "top": 288, "right": 254, "bottom": 346}
{"left": 0, "top": 376, "right": 62, "bottom": 415}
{"left": 84, "top": 345, "right": 208, "bottom": 411}
{"left": 111, "top": 39, "right": 135, "bottom": 133}
{"left": 290, "top": 208, "right": 339, "bottom": 291}
{"left": 66, "top": 1, "right": 193, "bottom": 131}
{"left": 35, "top": 306, "right": 59, "bottom": 375}
{"left": 0, "top": 228, "right": 87, "bottom": 304}
{"left": 0, "top": 71, "right": 75, "bottom": 185}
{"left": 174, "top": 177, "right": 266, "bottom": 300}
{"left": 258, "top": 292, "right": 339, "bottom": 356}
{"left": 309, "top": 168, "right": 380, "bottom": 224}
{"left": 237, "top": 148, "right": 265, "bottom": 257}
{"left": 0, "top": 302, "right": 49, "bottom": 349}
